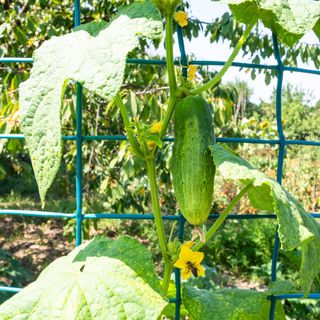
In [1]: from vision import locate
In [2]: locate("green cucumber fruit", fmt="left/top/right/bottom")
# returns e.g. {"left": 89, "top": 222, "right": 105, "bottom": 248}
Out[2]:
{"left": 171, "top": 95, "right": 215, "bottom": 225}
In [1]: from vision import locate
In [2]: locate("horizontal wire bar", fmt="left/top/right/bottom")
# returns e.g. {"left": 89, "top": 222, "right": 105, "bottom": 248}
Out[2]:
{"left": 1, "top": 57, "right": 320, "bottom": 76}
{"left": 217, "top": 137, "right": 279, "bottom": 145}
{"left": 83, "top": 213, "right": 178, "bottom": 220}
{"left": 189, "top": 60, "right": 278, "bottom": 70}
{"left": 283, "top": 66, "right": 320, "bottom": 76}
{"left": 0, "top": 134, "right": 24, "bottom": 139}
{"left": 82, "top": 135, "right": 128, "bottom": 141}
{"left": 0, "top": 58, "right": 33, "bottom": 63}
{"left": 1, "top": 210, "right": 319, "bottom": 220}
{"left": 1, "top": 133, "right": 320, "bottom": 147}
{"left": 0, "top": 286, "right": 22, "bottom": 293}
{"left": 285, "top": 139, "right": 320, "bottom": 146}
{"left": 0, "top": 210, "right": 76, "bottom": 218}
{"left": 269, "top": 293, "right": 320, "bottom": 300}
{"left": 82, "top": 213, "right": 279, "bottom": 220}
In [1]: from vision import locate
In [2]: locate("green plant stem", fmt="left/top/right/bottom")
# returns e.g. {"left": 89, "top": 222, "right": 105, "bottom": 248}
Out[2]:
{"left": 145, "top": 158, "right": 171, "bottom": 293}
{"left": 168, "top": 221, "right": 177, "bottom": 244}
{"left": 165, "top": 15, "right": 177, "bottom": 94}
{"left": 156, "top": 15, "right": 179, "bottom": 143}
{"left": 159, "top": 95, "right": 177, "bottom": 141}
{"left": 193, "top": 183, "right": 253, "bottom": 252}
{"left": 162, "top": 263, "right": 173, "bottom": 294}
{"left": 146, "top": 15, "right": 178, "bottom": 293}
{"left": 115, "top": 94, "right": 145, "bottom": 160}
{"left": 191, "top": 18, "right": 257, "bottom": 96}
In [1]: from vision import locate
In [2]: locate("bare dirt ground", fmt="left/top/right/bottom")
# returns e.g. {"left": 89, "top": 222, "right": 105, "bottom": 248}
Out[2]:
{"left": 0, "top": 216, "right": 73, "bottom": 287}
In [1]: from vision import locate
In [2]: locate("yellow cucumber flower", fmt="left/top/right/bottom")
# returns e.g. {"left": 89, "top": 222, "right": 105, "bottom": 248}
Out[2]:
{"left": 183, "top": 241, "right": 195, "bottom": 249}
{"left": 188, "top": 64, "right": 197, "bottom": 81}
{"left": 150, "top": 120, "right": 163, "bottom": 134}
{"left": 260, "top": 119, "right": 269, "bottom": 130}
{"left": 174, "top": 245, "right": 205, "bottom": 280}
{"left": 174, "top": 11, "right": 188, "bottom": 27}
{"left": 147, "top": 140, "right": 156, "bottom": 148}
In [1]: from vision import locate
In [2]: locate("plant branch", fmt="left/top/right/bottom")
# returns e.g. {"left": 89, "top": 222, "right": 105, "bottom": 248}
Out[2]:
{"left": 165, "top": 16, "right": 177, "bottom": 94}
{"left": 191, "top": 18, "right": 257, "bottom": 96}
{"left": 193, "top": 183, "right": 253, "bottom": 251}
{"left": 115, "top": 94, "right": 145, "bottom": 160}
{"left": 162, "top": 263, "right": 173, "bottom": 294}
{"left": 134, "top": 86, "right": 170, "bottom": 96}
{"left": 145, "top": 158, "right": 171, "bottom": 292}
{"left": 159, "top": 95, "right": 177, "bottom": 140}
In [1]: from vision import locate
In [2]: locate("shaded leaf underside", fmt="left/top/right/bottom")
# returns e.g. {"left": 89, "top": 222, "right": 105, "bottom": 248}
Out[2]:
{"left": 221, "top": 0, "right": 320, "bottom": 46}
{"left": 19, "top": 0, "right": 162, "bottom": 204}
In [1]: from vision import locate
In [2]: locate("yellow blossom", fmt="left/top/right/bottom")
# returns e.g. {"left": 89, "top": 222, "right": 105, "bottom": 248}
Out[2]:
{"left": 139, "top": 187, "right": 145, "bottom": 196}
{"left": 247, "top": 117, "right": 257, "bottom": 126}
{"left": 183, "top": 241, "right": 195, "bottom": 249}
{"left": 150, "top": 120, "right": 163, "bottom": 134}
{"left": 174, "top": 11, "right": 188, "bottom": 28}
{"left": 260, "top": 119, "right": 269, "bottom": 130}
{"left": 187, "top": 64, "right": 197, "bottom": 81}
{"left": 147, "top": 140, "right": 156, "bottom": 149}
{"left": 26, "top": 37, "right": 35, "bottom": 48}
{"left": 174, "top": 245, "right": 205, "bottom": 280}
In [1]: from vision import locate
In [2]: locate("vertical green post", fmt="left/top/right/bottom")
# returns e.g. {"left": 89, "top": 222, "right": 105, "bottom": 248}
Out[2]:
{"left": 177, "top": 24, "right": 188, "bottom": 78}
{"left": 175, "top": 20, "right": 188, "bottom": 320}
{"left": 174, "top": 213, "right": 185, "bottom": 320}
{"left": 269, "top": 33, "right": 285, "bottom": 320}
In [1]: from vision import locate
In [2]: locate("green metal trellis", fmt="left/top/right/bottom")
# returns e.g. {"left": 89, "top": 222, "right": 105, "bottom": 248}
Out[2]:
{"left": 1, "top": 1, "right": 320, "bottom": 319}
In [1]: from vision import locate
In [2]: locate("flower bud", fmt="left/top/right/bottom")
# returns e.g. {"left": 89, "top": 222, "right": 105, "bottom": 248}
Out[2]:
{"left": 150, "top": 120, "right": 163, "bottom": 134}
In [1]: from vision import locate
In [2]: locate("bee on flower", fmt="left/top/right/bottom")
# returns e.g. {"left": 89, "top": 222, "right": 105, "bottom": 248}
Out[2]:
{"left": 174, "top": 242, "right": 205, "bottom": 279}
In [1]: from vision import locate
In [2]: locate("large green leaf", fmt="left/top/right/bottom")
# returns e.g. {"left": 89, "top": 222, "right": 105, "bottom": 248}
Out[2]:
{"left": 183, "top": 285, "right": 286, "bottom": 320}
{"left": 220, "top": 0, "right": 320, "bottom": 46}
{"left": 210, "top": 144, "right": 320, "bottom": 295}
{"left": 0, "top": 236, "right": 167, "bottom": 320}
{"left": 19, "top": 0, "right": 162, "bottom": 205}
{"left": 313, "top": 19, "right": 320, "bottom": 39}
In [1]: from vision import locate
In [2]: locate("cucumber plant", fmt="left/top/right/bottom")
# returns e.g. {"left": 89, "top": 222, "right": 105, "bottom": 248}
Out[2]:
{"left": 1, "top": 0, "right": 320, "bottom": 319}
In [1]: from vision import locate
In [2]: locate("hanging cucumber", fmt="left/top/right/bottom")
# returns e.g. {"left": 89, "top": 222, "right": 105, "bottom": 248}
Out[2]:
{"left": 171, "top": 95, "right": 215, "bottom": 225}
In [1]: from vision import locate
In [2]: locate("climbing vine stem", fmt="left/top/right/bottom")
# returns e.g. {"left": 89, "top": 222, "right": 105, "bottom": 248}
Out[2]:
{"left": 159, "top": 95, "right": 177, "bottom": 141}
{"left": 156, "top": 14, "right": 180, "bottom": 143}
{"left": 115, "top": 94, "right": 145, "bottom": 160}
{"left": 193, "top": 183, "right": 253, "bottom": 252}
{"left": 146, "top": 158, "right": 171, "bottom": 293}
{"left": 191, "top": 18, "right": 257, "bottom": 95}
{"left": 165, "top": 15, "right": 177, "bottom": 94}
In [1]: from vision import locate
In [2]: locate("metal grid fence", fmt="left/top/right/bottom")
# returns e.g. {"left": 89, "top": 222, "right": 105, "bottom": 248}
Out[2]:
{"left": 1, "top": 1, "right": 320, "bottom": 319}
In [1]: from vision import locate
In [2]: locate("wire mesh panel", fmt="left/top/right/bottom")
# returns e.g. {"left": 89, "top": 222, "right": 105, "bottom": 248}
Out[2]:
{"left": 0, "top": 1, "right": 320, "bottom": 319}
